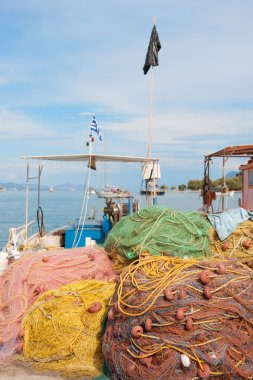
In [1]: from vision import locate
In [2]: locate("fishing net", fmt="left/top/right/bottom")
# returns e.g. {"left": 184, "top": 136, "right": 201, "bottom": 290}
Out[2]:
{"left": 0, "top": 246, "right": 116, "bottom": 360}
{"left": 210, "top": 220, "right": 253, "bottom": 267}
{"left": 104, "top": 206, "right": 211, "bottom": 271}
{"left": 22, "top": 279, "right": 115, "bottom": 378}
{"left": 103, "top": 256, "right": 253, "bottom": 380}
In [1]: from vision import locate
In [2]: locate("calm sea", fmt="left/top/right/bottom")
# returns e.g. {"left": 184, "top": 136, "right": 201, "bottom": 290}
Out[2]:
{"left": 0, "top": 190, "right": 242, "bottom": 250}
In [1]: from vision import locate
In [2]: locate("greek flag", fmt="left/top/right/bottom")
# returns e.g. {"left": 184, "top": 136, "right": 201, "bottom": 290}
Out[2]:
{"left": 91, "top": 115, "right": 102, "bottom": 141}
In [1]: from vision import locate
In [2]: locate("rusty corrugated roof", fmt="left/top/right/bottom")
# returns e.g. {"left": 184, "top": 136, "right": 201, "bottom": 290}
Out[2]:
{"left": 206, "top": 145, "right": 253, "bottom": 158}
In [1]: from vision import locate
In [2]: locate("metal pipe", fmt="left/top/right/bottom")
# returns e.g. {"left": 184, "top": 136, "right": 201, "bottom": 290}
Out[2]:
{"left": 25, "top": 162, "right": 29, "bottom": 241}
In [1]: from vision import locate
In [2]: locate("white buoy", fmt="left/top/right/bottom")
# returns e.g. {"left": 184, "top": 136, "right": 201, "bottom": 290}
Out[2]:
{"left": 181, "top": 354, "right": 191, "bottom": 368}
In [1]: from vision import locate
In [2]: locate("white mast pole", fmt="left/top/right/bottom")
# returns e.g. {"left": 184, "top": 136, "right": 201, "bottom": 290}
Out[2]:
{"left": 148, "top": 16, "right": 157, "bottom": 205}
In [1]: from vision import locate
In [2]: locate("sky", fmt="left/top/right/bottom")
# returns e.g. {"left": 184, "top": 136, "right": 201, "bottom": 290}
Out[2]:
{"left": 0, "top": 0, "right": 253, "bottom": 189}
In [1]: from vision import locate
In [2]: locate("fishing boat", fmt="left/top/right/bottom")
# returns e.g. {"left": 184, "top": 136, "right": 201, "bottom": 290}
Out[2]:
{"left": 4, "top": 153, "right": 160, "bottom": 256}
{"left": 96, "top": 186, "right": 130, "bottom": 198}
{"left": 48, "top": 185, "right": 54, "bottom": 192}
{"left": 140, "top": 183, "right": 166, "bottom": 195}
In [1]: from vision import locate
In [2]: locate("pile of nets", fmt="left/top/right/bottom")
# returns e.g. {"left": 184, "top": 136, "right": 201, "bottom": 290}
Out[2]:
{"left": 104, "top": 206, "right": 211, "bottom": 271}
{"left": 22, "top": 279, "right": 115, "bottom": 378}
{"left": 103, "top": 256, "right": 253, "bottom": 379}
{"left": 0, "top": 246, "right": 115, "bottom": 359}
{"left": 210, "top": 220, "right": 253, "bottom": 267}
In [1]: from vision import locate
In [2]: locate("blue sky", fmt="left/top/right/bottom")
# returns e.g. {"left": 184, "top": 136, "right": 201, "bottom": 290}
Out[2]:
{"left": 0, "top": 0, "right": 253, "bottom": 189}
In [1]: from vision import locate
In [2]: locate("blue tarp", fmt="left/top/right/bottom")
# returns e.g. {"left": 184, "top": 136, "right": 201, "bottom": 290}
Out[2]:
{"left": 207, "top": 207, "right": 253, "bottom": 241}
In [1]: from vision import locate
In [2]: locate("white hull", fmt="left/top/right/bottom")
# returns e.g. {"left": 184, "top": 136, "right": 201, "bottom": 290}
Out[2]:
{"left": 96, "top": 190, "right": 129, "bottom": 198}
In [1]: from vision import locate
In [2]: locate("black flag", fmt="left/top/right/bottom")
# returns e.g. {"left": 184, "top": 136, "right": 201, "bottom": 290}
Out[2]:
{"left": 143, "top": 25, "right": 161, "bottom": 75}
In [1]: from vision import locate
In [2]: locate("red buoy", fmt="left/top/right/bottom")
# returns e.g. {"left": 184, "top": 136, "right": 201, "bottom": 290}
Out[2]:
{"left": 197, "top": 363, "right": 210, "bottom": 379}
{"left": 131, "top": 325, "right": 143, "bottom": 339}
{"left": 185, "top": 317, "right": 193, "bottom": 331}
{"left": 221, "top": 242, "right": 229, "bottom": 251}
{"left": 88, "top": 302, "right": 102, "bottom": 313}
{"left": 199, "top": 270, "right": 212, "bottom": 284}
{"left": 108, "top": 308, "right": 115, "bottom": 321}
{"left": 179, "top": 289, "right": 187, "bottom": 299}
{"left": 216, "top": 263, "right": 226, "bottom": 275}
{"left": 164, "top": 287, "right": 174, "bottom": 301}
{"left": 176, "top": 307, "right": 184, "bottom": 321}
{"left": 204, "top": 285, "right": 212, "bottom": 300}
{"left": 145, "top": 318, "right": 152, "bottom": 331}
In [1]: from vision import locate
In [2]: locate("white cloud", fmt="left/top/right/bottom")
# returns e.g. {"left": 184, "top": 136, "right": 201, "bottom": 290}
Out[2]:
{"left": 0, "top": 109, "right": 54, "bottom": 140}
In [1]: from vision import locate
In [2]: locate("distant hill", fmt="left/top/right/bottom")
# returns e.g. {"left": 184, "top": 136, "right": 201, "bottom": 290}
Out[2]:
{"left": 226, "top": 171, "right": 240, "bottom": 178}
{"left": 0, "top": 182, "right": 84, "bottom": 191}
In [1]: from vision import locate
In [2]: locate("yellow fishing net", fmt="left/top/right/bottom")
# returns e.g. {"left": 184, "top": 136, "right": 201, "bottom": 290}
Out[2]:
{"left": 22, "top": 279, "right": 116, "bottom": 378}
{"left": 209, "top": 220, "right": 253, "bottom": 266}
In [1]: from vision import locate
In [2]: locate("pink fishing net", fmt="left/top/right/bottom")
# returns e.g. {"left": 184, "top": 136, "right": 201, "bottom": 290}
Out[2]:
{"left": 0, "top": 246, "right": 115, "bottom": 359}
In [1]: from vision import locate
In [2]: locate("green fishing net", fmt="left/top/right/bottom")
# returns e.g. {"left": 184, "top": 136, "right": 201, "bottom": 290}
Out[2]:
{"left": 104, "top": 206, "right": 211, "bottom": 260}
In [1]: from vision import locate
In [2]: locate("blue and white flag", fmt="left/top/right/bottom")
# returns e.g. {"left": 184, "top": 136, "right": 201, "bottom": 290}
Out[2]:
{"left": 91, "top": 115, "right": 102, "bottom": 141}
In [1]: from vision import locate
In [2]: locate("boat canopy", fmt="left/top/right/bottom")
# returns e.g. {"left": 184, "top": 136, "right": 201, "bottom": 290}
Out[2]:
{"left": 206, "top": 145, "right": 253, "bottom": 158}
{"left": 21, "top": 154, "right": 160, "bottom": 170}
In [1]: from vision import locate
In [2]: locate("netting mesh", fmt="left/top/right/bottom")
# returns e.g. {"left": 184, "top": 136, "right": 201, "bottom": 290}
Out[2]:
{"left": 103, "top": 256, "right": 253, "bottom": 380}
{"left": 104, "top": 206, "right": 211, "bottom": 272}
{"left": 0, "top": 246, "right": 115, "bottom": 359}
{"left": 22, "top": 279, "right": 116, "bottom": 378}
{"left": 210, "top": 220, "right": 253, "bottom": 267}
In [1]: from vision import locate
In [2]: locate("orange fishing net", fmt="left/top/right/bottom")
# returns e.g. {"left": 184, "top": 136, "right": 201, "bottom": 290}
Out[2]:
{"left": 103, "top": 256, "right": 253, "bottom": 379}
{"left": 0, "top": 246, "right": 115, "bottom": 359}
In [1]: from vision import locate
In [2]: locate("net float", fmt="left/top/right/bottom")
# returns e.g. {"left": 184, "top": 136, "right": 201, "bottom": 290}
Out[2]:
{"left": 197, "top": 363, "right": 210, "bottom": 378}
{"left": 17, "top": 341, "right": 24, "bottom": 353}
{"left": 164, "top": 287, "right": 174, "bottom": 300}
{"left": 176, "top": 307, "right": 184, "bottom": 321}
{"left": 221, "top": 242, "right": 229, "bottom": 251}
{"left": 131, "top": 325, "right": 143, "bottom": 339}
{"left": 18, "top": 330, "right": 24, "bottom": 339}
{"left": 179, "top": 289, "right": 186, "bottom": 299}
{"left": 185, "top": 317, "right": 193, "bottom": 331}
{"left": 204, "top": 285, "right": 212, "bottom": 300}
{"left": 199, "top": 270, "right": 212, "bottom": 284}
{"left": 216, "top": 263, "right": 226, "bottom": 275}
{"left": 242, "top": 239, "right": 251, "bottom": 250}
{"left": 181, "top": 354, "right": 191, "bottom": 368}
{"left": 88, "top": 253, "right": 96, "bottom": 261}
{"left": 114, "top": 301, "right": 119, "bottom": 312}
{"left": 108, "top": 308, "right": 115, "bottom": 320}
{"left": 88, "top": 301, "right": 102, "bottom": 313}
{"left": 145, "top": 318, "right": 152, "bottom": 331}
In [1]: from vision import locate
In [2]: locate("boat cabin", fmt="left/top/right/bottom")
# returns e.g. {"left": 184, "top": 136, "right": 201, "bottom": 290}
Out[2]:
{"left": 202, "top": 145, "right": 253, "bottom": 213}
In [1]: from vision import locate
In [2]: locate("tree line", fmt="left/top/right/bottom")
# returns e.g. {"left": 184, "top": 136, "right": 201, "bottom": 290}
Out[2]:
{"left": 183, "top": 173, "right": 242, "bottom": 191}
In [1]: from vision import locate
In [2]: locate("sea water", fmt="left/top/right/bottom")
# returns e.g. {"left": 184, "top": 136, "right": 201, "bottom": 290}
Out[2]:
{"left": 0, "top": 190, "right": 242, "bottom": 250}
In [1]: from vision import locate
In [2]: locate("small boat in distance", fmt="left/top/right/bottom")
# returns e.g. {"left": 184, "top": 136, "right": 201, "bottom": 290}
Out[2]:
{"left": 48, "top": 186, "right": 54, "bottom": 192}
{"left": 96, "top": 186, "right": 130, "bottom": 198}
{"left": 140, "top": 181, "right": 166, "bottom": 196}
{"left": 88, "top": 188, "right": 96, "bottom": 195}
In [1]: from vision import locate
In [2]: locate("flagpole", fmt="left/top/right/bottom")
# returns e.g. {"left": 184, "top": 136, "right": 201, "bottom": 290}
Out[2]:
{"left": 149, "top": 18, "right": 156, "bottom": 204}
{"left": 143, "top": 18, "right": 161, "bottom": 205}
